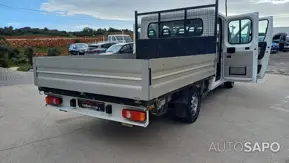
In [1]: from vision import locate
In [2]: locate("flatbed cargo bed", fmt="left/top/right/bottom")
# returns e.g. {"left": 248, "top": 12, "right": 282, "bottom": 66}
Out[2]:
{"left": 34, "top": 54, "right": 215, "bottom": 101}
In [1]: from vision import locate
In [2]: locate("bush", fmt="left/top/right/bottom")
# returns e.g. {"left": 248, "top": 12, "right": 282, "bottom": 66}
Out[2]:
{"left": 0, "top": 45, "right": 8, "bottom": 52}
{"left": 74, "top": 39, "right": 81, "bottom": 43}
{"left": 0, "top": 52, "right": 8, "bottom": 68}
{"left": 0, "top": 45, "right": 9, "bottom": 68}
{"left": 8, "top": 48, "right": 20, "bottom": 60}
{"left": 47, "top": 48, "right": 61, "bottom": 56}
{"left": 17, "top": 64, "right": 32, "bottom": 72}
{"left": 15, "top": 54, "right": 27, "bottom": 64}
{"left": 24, "top": 47, "right": 34, "bottom": 65}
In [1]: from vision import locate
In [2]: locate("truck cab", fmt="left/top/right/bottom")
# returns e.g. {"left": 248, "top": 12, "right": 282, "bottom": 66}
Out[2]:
{"left": 135, "top": 11, "right": 273, "bottom": 88}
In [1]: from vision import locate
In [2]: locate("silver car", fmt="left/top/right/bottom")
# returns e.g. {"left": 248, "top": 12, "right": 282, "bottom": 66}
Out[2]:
{"left": 101, "top": 43, "right": 134, "bottom": 55}
{"left": 69, "top": 43, "right": 88, "bottom": 55}
{"left": 85, "top": 42, "right": 115, "bottom": 55}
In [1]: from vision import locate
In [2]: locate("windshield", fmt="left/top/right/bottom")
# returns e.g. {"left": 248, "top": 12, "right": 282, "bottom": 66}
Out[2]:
{"left": 76, "top": 44, "right": 88, "bottom": 48}
{"left": 106, "top": 44, "right": 123, "bottom": 53}
{"left": 115, "top": 36, "right": 132, "bottom": 42}
{"left": 88, "top": 45, "right": 99, "bottom": 48}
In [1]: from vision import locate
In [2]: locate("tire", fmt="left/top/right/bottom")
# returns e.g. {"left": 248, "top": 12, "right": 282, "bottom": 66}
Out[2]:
{"left": 167, "top": 86, "right": 202, "bottom": 124}
{"left": 184, "top": 87, "right": 201, "bottom": 123}
{"left": 224, "top": 81, "right": 235, "bottom": 89}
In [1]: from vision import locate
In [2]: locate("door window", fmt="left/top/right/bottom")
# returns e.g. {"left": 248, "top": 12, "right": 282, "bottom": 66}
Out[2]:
{"left": 228, "top": 19, "right": 252, "bottom": 44}
{"left": 112, "top": 37, "right": 117, "bottom": 42}
{"left": 258, "top": 20, "right": 268, "bottom": 42}
{"left": 148, "top": 23, "right": 158, "bottom": 38}
{"left": 187, "top": 19, "right": 203, "bottom": 37}
{"left": 102, "top": 43, "right": 113, "bottom": 49}
{"left": 160, "top": 20, "right": 184, "bottom": 38}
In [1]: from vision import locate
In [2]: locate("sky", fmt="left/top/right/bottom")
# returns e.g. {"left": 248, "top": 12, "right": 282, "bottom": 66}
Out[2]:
{"left": 1, "top": 0, "right": 289, "bottom": 31}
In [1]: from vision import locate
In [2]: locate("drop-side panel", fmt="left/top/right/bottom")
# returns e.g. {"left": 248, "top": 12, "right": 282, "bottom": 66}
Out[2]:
{"left": 149, "top": 54, "right": 216, "bottom": 99}
{"left": 33, "top": 57, "right": 150, "bottom": 101}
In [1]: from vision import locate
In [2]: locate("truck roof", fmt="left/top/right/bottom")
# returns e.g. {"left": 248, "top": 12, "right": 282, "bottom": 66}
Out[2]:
{"left": 141, "top": 8, "right": 215, "bottom": 22}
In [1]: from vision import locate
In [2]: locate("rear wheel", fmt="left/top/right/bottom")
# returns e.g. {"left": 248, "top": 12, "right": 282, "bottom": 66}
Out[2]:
{"left": 170, "top": 87, "right": 201, "bottom": 124}
{"left": 224, "top": 81, "right": 235, "bottom": 89}
{"left": 184, "top": 88, "right": 201, "bottom": 123}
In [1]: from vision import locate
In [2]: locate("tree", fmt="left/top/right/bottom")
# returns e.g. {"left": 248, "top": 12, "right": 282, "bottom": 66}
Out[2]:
{"left": 47, "top": 48, "right": 60, "bottom": 56}
{"left": 108, "top": 27, "right": 121, "bottom": 33}
{"left": 83, "top": 27, "right": 93, "bottom": 33}
{"left": 0, "top": 26, "right": 132, "bottom": 37}
{"left": 24, "top": 47, "right": 34, "bottom": 65}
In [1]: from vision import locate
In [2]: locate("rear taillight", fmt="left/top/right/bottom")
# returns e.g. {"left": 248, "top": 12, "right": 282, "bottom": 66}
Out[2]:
{"left": 122, "top": 109, "right": 146, "bottom": 122}
{"left": 46, "top": 96, "right": 62, "bottom": 105}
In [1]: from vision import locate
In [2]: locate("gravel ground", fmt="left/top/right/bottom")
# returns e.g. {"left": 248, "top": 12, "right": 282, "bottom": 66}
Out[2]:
{"left": 267, "top": 51, "right": 289, "bottom": 75}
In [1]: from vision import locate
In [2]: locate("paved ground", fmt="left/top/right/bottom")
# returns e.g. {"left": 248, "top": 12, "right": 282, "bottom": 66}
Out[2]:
{"left": 267, "top": 52, "right": 289, "bottom": 75}
{"left": 1, "top": 74, "right": 289, "bottom": 163}
{"left": 1, "top": 54, "right": 289, "bottom": 163}
{"left": 0, "top": 68, "right": 33, "bottom": 87}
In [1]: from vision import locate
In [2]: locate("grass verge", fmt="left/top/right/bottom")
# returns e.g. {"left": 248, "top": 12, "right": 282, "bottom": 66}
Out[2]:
{"left": 17, "top": 64, "right": 32, "bottom": 72}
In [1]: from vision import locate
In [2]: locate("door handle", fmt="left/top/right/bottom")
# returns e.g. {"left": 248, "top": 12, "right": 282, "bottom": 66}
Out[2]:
{"left": 227, "top": 55, "right": 232, "bottom": 58}
{"left": 245, "top": 47, "right": 250, "bottom": 50}
{"left": 227, "top": 47, "right": 236, "bottom": 54}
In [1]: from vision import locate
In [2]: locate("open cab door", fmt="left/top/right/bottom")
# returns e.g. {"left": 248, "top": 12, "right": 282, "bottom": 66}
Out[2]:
{"left": 258, "top": 16, "right": 273, "bottom": 79}
{"left": 223, "top": 12, "right": 259, "bottom": 82}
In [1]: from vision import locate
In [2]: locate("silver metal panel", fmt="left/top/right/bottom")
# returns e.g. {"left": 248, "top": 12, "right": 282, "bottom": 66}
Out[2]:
{"left": 149, "top": 54, "right": 216, "bottom": 99}
{"left": 34, "top": 56, "right": 150, "bottom": 101}
{"left": 223, "top": 51, "right": 253, "bottom": 79}
{"left": 34, "top": 54, "right": 216, "bottom": 101}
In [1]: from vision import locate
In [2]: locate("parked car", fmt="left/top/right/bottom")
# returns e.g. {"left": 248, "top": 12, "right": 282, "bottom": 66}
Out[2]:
{"left": 273, "top": 33, "right": 287, "bottom": 51}
{"left": 271, "top": 42, "right": 279, "bottom": 53}
{"left": 85, "top": 42, "right": 115, "bottom": 55}
{"left": 283, "top": 36, "right": 289, "bottom": 52}
{"left": 101, "top": 43, "right": 133, "bottom": 55}
{"left": 69, "top": 43, "right": 88, "bottom": 55}
{"left": 107, "top": 35, "right": 133, "bottom": 43}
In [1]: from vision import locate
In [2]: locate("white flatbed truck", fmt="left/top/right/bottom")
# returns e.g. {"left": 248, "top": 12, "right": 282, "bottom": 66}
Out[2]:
{"left": 34, "top": 1, "right": 273, "bottom": 127}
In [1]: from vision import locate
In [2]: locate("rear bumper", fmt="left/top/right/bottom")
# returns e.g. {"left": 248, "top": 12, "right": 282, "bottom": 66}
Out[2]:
{"left": 46, "top": 94, "right": 150, "bottom": 127}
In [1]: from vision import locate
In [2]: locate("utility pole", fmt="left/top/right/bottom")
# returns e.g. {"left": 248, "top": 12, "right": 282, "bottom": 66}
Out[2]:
{"left": 122, "top": 30, "right": 125, "bottom": 42}
{"left": 225, "top": 0, "right": 228, "bottom": 16}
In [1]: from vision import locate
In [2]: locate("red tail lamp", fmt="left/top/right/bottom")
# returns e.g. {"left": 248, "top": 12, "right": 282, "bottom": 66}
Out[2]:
{"left": 122, "top": 109, "right": 146, "bottom": 122}
{"left": 46, "top": 96, "right": 62, "bottom": 105}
